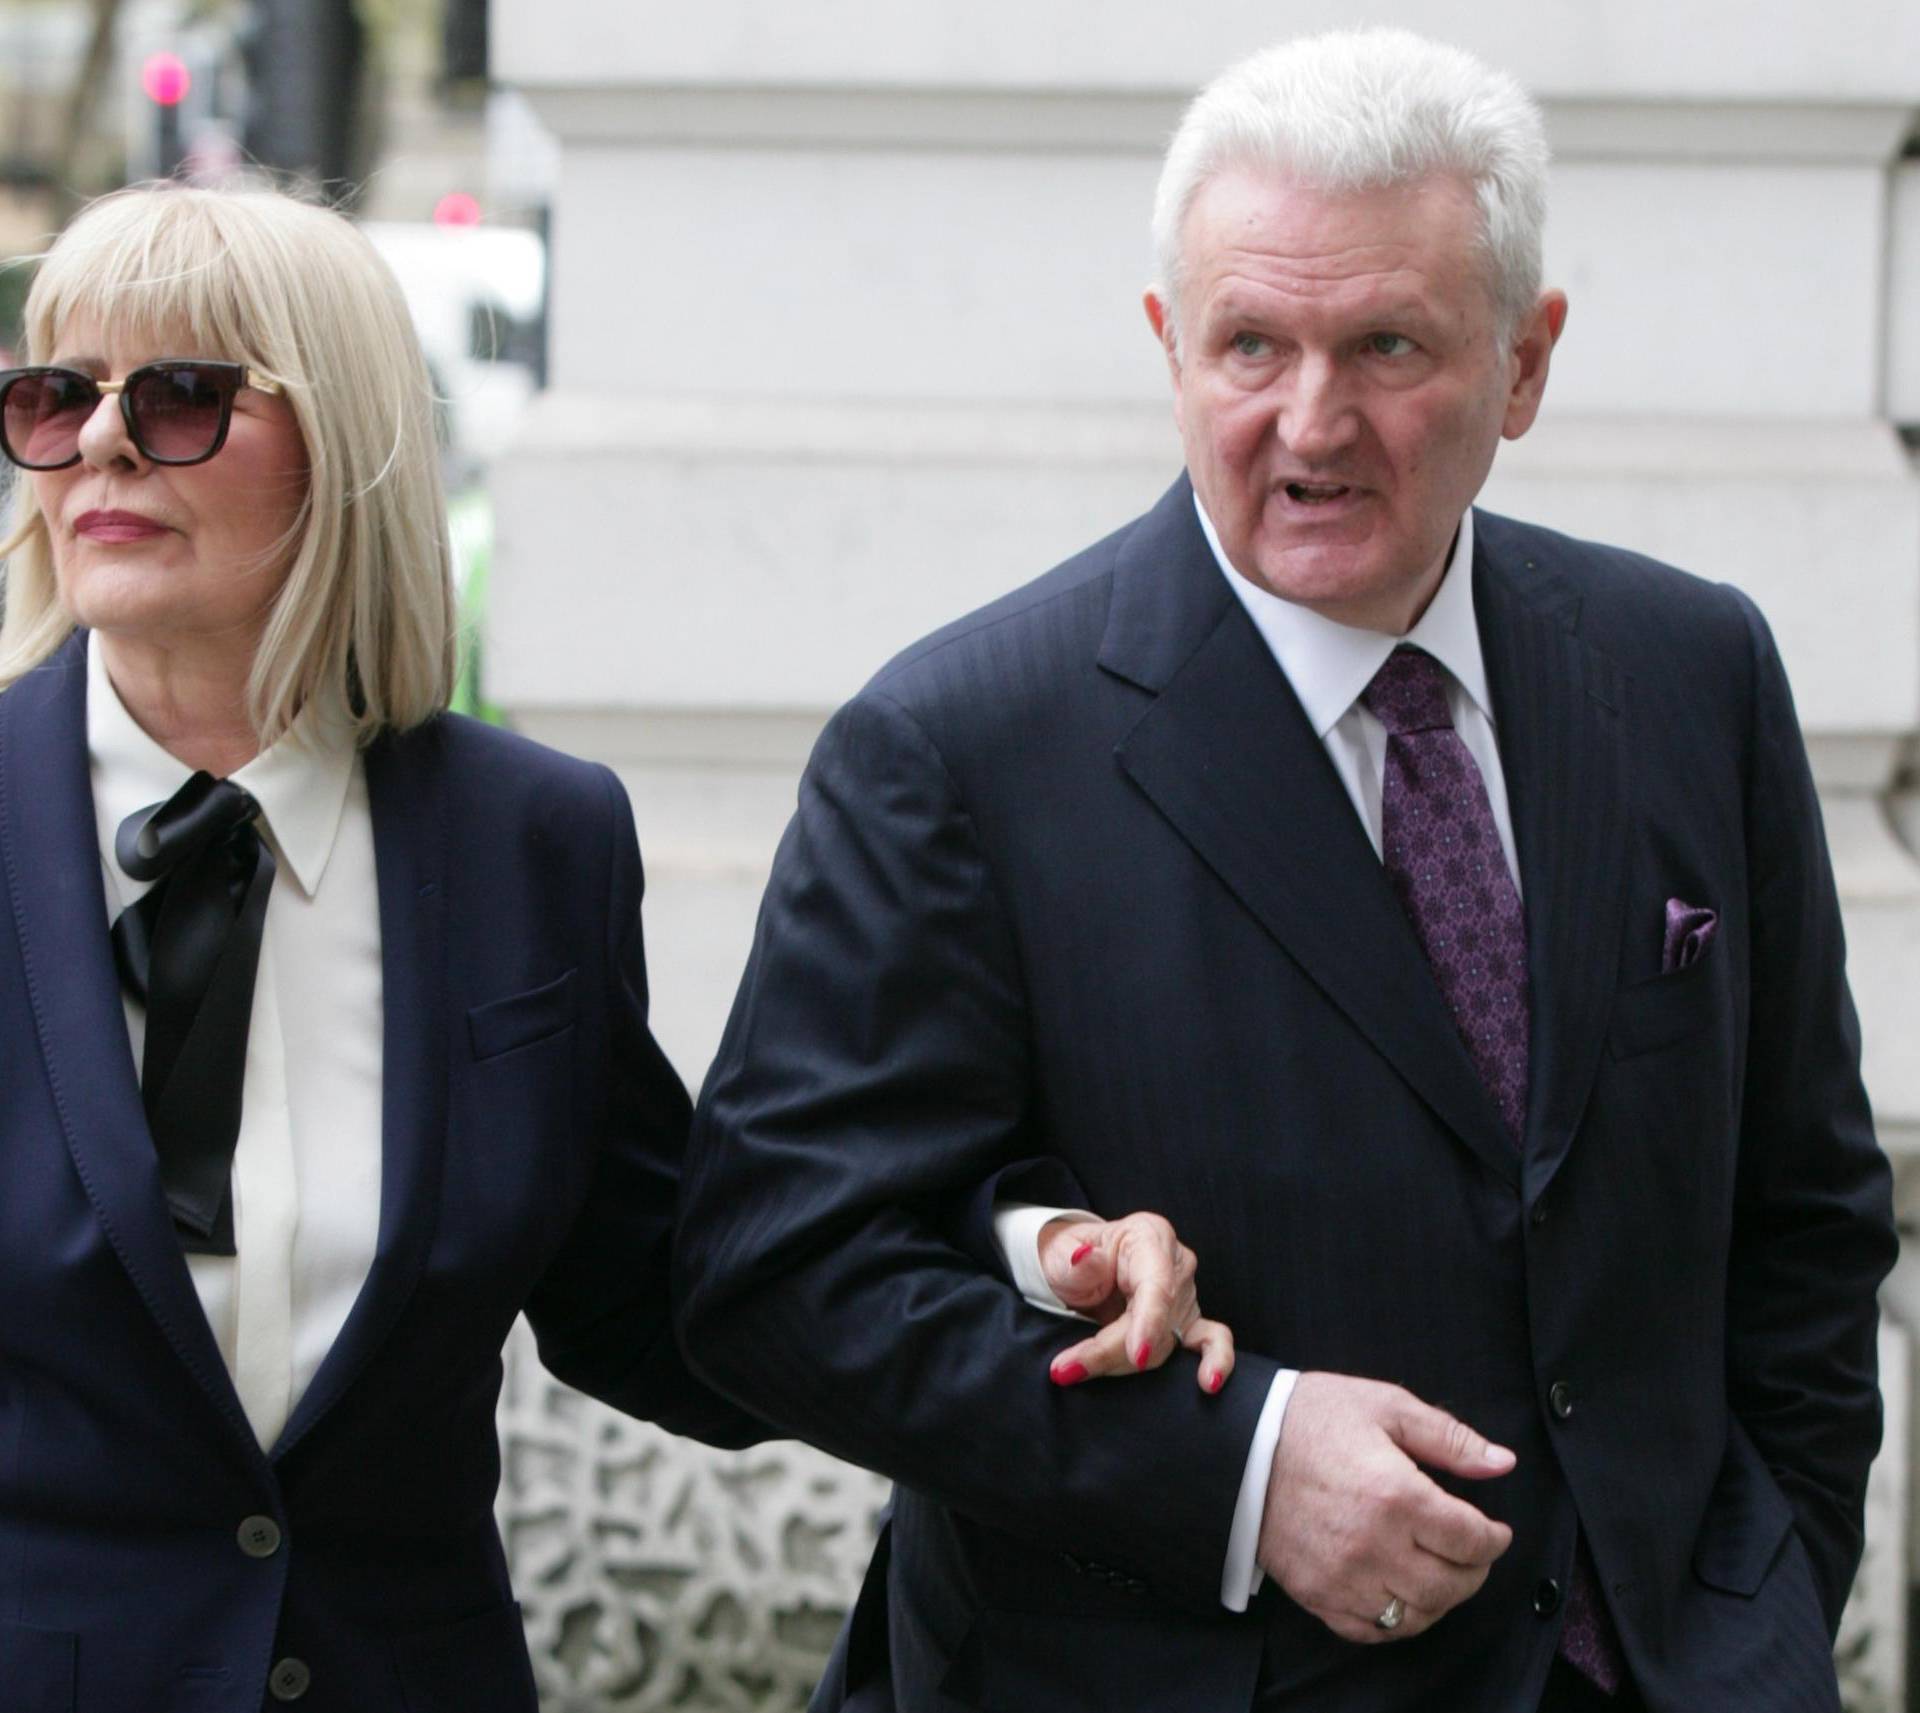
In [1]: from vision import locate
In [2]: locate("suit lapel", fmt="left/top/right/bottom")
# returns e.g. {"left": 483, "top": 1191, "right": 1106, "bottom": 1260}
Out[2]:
{"left": 273, "top": 721, "right": 450, "bottom": 1458}
{"left": 1106, "top": 483, "right": 1517, "bottom": 1186}
{"left": 1472, "top": 514, "right": 1631, "bottom": 1200}
{"left": 0, "top": 634, "right": 262, "bottom": 1458}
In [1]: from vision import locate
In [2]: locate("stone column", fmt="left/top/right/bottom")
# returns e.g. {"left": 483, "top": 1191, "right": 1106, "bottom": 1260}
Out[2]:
{"left": 489, "top": 7, "right": 1920, "bottom": 1706}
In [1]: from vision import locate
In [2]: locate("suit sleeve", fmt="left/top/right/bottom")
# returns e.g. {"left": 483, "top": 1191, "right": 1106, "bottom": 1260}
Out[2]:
{"left": 521, "top": 765, "right": 766, "bottom": 1450}
{"left": 1723, "top": 591, "right": 1897, "bottom": 1633}
{"left": 675, "top": 690, "right": 1276, "bottom": 1614}
{"left": 954, "top": 1158, "right": 1093, "bottom": 1281}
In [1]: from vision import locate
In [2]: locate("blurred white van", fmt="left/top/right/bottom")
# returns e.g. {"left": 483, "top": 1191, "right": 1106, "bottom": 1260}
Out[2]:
{"left": 362, "top": 220, "right": 545, "bottom": 475}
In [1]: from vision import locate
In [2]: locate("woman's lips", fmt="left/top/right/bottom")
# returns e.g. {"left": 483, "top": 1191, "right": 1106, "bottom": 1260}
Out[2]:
{"left": 73, "top": 510, "right": 170, "bottom": 543}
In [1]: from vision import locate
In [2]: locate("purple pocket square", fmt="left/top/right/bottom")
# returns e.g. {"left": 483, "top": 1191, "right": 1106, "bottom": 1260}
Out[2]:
{"left": 1663, "top": 898, "right": 1718, "bottom": 973}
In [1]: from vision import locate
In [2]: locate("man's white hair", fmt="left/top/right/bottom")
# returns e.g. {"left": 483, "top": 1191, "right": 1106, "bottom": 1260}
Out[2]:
{"left": 1152, "top": 28, "right": 1549, "bottom": 341}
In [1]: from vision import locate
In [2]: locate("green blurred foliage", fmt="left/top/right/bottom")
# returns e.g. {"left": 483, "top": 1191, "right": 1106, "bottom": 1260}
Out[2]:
{"left": 0, "top": 258, "right": 35, "bottom": 357}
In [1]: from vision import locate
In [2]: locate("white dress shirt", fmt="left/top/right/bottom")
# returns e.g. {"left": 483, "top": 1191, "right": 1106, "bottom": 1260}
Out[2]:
{"left": 88, "top": 640, "right": 383, "bottom": 1450}
{"left": 993, "top": 500, "right": 1521, "bottom": 1610}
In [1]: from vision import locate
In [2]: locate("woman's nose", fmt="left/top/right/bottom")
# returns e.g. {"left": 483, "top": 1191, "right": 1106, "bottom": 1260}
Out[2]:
{"left": 74, "top": 389, "right": 147, "bottom": 472}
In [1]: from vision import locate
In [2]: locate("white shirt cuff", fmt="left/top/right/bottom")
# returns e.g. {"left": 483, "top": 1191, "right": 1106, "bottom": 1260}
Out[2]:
{"left": 991, "top": 1202, "right": 1096, "bottom": 1318}
{"left": 1221, "top": 1368, "right": 1298, "bottom": 1611}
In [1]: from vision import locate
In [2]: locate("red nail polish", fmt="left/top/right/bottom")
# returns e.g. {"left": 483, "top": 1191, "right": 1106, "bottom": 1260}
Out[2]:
{"left": 1135, "top": 1344, "right": 1152, "bottom": 1371}
{"left": 1051, "top": 1361, "right": 1089, "bottom": 1386}
{"left": 1069, "top": 1242, "right": 1093, "bottom": 1266}
{"left": 1206, "top": 1369, "right": 1224, "bottom": 1394}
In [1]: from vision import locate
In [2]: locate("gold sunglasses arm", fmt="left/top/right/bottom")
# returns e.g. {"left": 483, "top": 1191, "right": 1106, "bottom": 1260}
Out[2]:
{"left": 91, "top": 369, "right": 284, "bottom": 398}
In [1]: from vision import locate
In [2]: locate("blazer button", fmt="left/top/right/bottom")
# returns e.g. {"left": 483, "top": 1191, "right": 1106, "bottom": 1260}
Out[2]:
{"left": 237, "top": 1516, "right": 282, "bottom": 1559}
{"left": 269, "top": 1658, "right": 311, "bottom": 1701}
{"left": 1532, "top": 1578, "right": 1562, "bottom": 1617}
{"left": 1549, "top": 1381, "right": 1574, "bottom": 1420}
{"left": 1529, "top": 1197, "right": 1549, "bottom": 1227}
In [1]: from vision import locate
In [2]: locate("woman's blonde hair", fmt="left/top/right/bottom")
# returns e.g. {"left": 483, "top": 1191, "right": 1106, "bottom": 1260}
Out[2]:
{"left": 0, "top": 183, "right": 457, "bottom": 743}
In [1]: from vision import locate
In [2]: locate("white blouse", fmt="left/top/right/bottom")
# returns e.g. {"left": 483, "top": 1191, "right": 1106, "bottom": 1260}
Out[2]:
{"left": 88, "top": 640, "right": 383, "bottom": 1450}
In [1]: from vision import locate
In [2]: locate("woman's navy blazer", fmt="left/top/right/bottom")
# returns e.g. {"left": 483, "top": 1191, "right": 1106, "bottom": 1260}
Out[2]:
{"left": 0, "top": 634, "right": 755, "bottom": 1712}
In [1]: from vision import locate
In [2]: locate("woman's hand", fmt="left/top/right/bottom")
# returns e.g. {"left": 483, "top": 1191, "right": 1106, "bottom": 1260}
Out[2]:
{"left": 1037, "top": 1212, "right": 1234, "bottom": 1394}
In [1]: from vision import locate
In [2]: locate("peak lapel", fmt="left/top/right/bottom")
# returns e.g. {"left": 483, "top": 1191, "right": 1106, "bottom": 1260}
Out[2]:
{"left": 1472, "top": 516, "right": 1631, "bottom": 1201}
{"left": 274, "top": 722, "right": 449, "bottom": 1459}
{"left": 0, "top": 635, "right": 261, "bottom": 1457}
{"left": 1106, "top": 487, "right": 1517, "bottom": 1187}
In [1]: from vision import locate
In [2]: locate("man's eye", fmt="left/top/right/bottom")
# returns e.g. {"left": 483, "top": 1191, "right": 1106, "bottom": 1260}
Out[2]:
{"left": 1364, "top": 332, "right": 1416, "bottom": 358}
{"left": 1229, "top": 332, "right": 1270, "bottom": 358}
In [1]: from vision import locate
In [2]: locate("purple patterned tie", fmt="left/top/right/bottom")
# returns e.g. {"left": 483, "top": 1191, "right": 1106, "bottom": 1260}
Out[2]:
{"left": 1362, "top": 646, "right": 1529, "bottom": 1141}
{"left": 1362, "top": 646, "right": 1624, "bottom": 1695}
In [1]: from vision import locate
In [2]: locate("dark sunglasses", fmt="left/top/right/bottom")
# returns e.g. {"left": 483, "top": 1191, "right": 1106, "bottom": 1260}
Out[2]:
{"left": 0, "top": 360, "right": 284, "bottom": 471}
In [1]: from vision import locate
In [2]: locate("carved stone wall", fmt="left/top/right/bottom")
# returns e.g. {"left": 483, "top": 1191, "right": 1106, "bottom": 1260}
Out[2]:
{"left": 1837, "top": 1323, "right": 1912, "bottom": 1713}
{"left": 496, "top": 1320, "right": 887, "bottom": 1711}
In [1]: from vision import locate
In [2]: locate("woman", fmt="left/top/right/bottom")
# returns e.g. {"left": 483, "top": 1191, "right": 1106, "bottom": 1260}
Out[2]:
{"left": 0, "top": 185, "right": 1221, "bottom": 1712}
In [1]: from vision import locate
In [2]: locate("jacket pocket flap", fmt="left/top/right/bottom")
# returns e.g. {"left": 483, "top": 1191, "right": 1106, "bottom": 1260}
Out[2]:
{"left": 1692, "top": 1428, "right": 1796, "bottom": 1596}
{"left": 391, "top": 1602, "right": 537, "bottom": 1713}
{"left": 468, "top": 970, "right": 576, "bottom": 1061}
{"left": 941, "top": 1610, "right": 1260, "bottom": 1711}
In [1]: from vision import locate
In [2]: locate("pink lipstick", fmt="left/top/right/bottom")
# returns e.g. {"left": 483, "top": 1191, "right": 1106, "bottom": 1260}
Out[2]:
{"left": 74, "top": 509, "right": 169, "bottom": 543}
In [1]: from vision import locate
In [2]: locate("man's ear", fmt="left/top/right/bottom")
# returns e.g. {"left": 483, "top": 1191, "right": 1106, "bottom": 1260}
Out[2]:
{"left": 1144, "top": 288, "right": 1180, "bottom": 369}
{"left": 1145, "top": 289, "right": 1185, "bottom": 432}
{"left": 1502, "top": 289, "right": 1568, "bottom": 441}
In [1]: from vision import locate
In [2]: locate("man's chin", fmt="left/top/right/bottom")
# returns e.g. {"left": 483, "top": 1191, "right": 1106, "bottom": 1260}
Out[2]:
{"left": 1247, "top": 543, "right": 1378, "bottom": 601}
{"left": 1243, "top": 549, "right": 1430, "bottom": 633}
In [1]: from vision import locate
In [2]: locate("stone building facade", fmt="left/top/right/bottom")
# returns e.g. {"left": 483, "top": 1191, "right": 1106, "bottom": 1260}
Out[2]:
{"left": 488, "top": 5, "right": 1920, "bottom": 1706}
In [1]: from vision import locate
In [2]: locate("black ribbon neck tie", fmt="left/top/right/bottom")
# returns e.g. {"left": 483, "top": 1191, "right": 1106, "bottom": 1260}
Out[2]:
{"left": 111, "top": 772, "right": 276, "bottom": 1257}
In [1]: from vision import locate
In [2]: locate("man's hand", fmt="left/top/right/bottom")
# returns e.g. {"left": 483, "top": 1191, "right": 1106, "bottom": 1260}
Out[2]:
{"left": 1036, "top": 1212, "right": 1235, "bottom": 1393}
{"left": 1259, "top": 1372, "right": 1515, "bottom": 1643}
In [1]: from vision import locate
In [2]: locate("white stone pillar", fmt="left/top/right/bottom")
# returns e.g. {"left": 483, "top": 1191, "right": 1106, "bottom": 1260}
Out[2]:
{"left": 489, "top": 7, "right": 1920, "bottom": 1705}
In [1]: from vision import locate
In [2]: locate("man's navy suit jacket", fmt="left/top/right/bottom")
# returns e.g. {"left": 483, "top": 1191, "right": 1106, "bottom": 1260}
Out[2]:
{"left": 677, "top": 477, "right": 1897, "bottom": 1712}
{"left": 0, "top": 634, "right": 753, "bottom": 1713}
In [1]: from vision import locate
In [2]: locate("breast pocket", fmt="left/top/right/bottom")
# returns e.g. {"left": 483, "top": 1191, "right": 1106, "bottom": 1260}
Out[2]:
{"left": 1606, "top": 952, "right": 1720, "bottom": 1061}
{"left": 448, "top": 970, "right": 583, "bottom": 1271}
{"left": 467, "top": 970, "right": 576, "bottom": 1062}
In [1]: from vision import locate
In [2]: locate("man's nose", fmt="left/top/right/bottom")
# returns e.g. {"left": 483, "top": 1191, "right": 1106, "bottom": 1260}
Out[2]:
{"left": 74, "top": 391, "right": 145, "bottom": 471}
{"left": 1275, "top": 356, "right": 1360, "bottom": 462}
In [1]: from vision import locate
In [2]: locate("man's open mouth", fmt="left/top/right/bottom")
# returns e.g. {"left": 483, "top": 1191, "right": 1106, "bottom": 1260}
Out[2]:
{"left": 1284, "top": 482, "right": 1354, "bottom": 505}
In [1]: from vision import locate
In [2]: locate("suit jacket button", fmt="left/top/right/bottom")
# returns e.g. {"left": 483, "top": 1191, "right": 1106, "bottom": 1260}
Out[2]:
{"left": 1549, "top": 1381, "right": 1574, "bottom": 1420}
{"left": 237, "top": 1516, "right": 282, "bottom": 1559}
{"left": 269, "top": 1658, "right": 311, "bottom": 1700}
{"left": 1529, "top": 1198, "right": 1549, "bottom": 1227}
{"left": 1532, "top": 1578, "right": 1562, "bottom": 1618}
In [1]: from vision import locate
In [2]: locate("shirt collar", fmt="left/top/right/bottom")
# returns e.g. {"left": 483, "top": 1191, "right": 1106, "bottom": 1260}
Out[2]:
{"left": 87, "top": 634, "right": 357, "bottom": 901}
{"left": 1197, "top": 498, "right": 1493, "bottom": 737}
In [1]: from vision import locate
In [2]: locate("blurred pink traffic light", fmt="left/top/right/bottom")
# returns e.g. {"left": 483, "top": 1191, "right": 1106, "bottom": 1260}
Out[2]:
{"left": 434, "top": 192, "right": 483, "bottom": 228}
{"left": 142, "top": 52, "right": 192, "bottom": 108}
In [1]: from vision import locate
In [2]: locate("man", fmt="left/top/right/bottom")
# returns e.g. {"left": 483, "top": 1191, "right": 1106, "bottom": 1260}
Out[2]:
{"left": 675, "top": 28, "right": 1895, "bottom": 1712}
